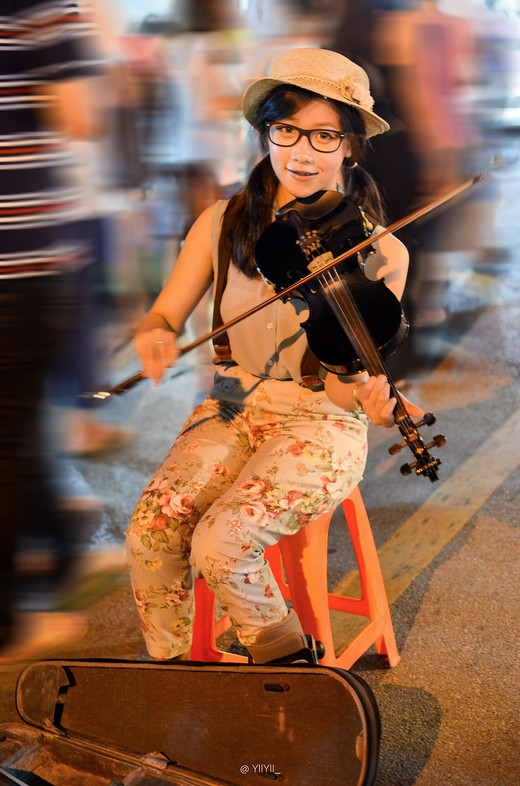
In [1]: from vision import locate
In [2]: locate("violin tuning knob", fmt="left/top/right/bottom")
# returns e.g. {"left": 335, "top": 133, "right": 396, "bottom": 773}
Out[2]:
{"left": 401, "top": 458, "right": 441, "bottom": 481}
{"left": 416, "top": 412, "right": 436, "bottom": 428}
{"left": 388, "top": 444, "right": 404, "bottom": 456}
{"left": 388, "top": 440, "right": 406, "bottom": 455}
{"left": 428, "top": 434, "right": 446, "bottom": 449}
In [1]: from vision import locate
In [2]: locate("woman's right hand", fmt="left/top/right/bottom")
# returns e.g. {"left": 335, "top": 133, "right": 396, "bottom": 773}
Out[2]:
{"left": 133, "top": 327, "right": 180, "bottom": 386}
{"left": 130, "top": 205, "right": 216, "bottom": 386}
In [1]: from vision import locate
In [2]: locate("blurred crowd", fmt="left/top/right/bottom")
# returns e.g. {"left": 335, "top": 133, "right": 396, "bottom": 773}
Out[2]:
{"left": 1, "top": 0, "right": 519, "bottom": 660}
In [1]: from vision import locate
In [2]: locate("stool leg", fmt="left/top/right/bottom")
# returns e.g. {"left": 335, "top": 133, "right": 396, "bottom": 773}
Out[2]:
{"left": 278, "top": 512, "right": 336, "bottom": 662}
{"left": 339, "top": 488, "right": 400, "bottom": 666}
{"left": 276, "top": 490, "right": 399, "bottom": 670}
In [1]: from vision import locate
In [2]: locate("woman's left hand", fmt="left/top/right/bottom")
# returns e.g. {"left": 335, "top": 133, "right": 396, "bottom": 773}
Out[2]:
{"left": 356, "top": 374, "right": 424, "bottom": 427}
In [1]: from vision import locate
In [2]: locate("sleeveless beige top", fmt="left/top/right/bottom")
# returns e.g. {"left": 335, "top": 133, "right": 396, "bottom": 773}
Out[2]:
{"left": 211, "top": 200, "right": 310, "bottom": 383}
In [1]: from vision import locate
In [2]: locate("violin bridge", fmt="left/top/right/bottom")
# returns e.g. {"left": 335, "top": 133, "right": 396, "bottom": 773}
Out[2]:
{"left": 307, "top": 250, "right": 334, "bottom": 273}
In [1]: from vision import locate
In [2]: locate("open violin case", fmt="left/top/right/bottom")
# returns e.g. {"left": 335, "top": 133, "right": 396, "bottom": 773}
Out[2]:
{"left": 0, "top": 659, "right": 380, "bottom": 785}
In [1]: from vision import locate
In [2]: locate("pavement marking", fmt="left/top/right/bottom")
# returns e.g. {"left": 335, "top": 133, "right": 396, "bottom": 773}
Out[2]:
{"left": 333, "top": 407, "right": 520, "bottom": 604}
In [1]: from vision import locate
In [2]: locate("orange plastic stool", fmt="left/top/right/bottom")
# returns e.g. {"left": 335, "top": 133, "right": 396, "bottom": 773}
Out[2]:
{"left": 190, "top": 486, "right": 399, "bottom": 668}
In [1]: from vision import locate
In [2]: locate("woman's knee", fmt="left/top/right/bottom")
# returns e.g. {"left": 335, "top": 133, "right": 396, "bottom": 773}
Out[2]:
{"left": 190, "top": 517, "right": 248, "bottom": 578}
{"left": 126, "top": 507, "right": 178, "bottom": 559}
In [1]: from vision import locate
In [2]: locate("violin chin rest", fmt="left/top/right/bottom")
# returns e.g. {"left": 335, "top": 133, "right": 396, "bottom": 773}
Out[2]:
{"left": 275, "top": 190, "right": 345, "bottom": 222}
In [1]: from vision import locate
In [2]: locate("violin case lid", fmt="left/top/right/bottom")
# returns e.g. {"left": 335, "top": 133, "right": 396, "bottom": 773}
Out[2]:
{"left": 0, "top": 659, "right": 380, "bottom": 785}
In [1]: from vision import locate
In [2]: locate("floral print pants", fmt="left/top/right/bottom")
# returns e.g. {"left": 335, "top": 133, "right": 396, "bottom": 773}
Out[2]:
{"left": 126, "top": 365, "right": 368, "bottom": 659}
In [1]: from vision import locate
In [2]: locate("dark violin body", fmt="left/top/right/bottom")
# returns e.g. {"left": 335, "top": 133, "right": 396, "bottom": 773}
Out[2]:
{"left": 255, "top": 190, "right": 445, "bottom": 482}
{"left": 255, "top": 194, "right": 408, "bottom": 374}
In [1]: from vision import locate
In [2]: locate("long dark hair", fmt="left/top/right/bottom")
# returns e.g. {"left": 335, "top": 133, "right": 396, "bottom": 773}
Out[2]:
{"left": 222, "top": 85, "right": 385, "bottom": 278}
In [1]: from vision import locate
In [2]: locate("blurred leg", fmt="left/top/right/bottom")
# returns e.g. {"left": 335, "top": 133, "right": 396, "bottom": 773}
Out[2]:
{"left": 0, "top": 278, "right": 62, "bottom": 642}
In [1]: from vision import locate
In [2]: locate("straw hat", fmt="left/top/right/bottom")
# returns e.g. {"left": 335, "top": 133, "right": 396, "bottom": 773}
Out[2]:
{"left": 242, "top": 48, "right": 389, "bottom": 138}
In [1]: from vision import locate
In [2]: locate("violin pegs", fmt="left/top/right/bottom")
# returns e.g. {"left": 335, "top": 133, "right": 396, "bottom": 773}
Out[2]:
{"left": 427, "top": 434, "right": 446, "bottom": 449}
{"left": 401, "top": 458, "right": 441, "bottom": 481}
{"left": 416, "top": 412, "right": 436, "bottom": 428}
{"left": 388, "top": 440, "right": 407, "bottom": 455}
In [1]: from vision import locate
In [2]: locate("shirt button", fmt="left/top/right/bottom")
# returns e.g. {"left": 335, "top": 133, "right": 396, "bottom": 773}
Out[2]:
{"left": 267, "top": 360, "right": 273, "bottom": 366}
{"left": 266, "top": 323, "right": 273, "bottom": 329}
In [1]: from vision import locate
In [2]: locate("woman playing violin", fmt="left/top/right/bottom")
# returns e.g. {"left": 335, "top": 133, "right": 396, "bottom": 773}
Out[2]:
{"left": 126, "top": 48, "right": 423, "bottom": 663}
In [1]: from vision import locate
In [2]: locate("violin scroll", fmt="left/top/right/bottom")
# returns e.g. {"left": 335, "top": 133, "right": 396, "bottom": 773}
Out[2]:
{"left": 388, "top": 413, "right": 446, "bottom": 482}
{"left": 388, "top": 413, "right": 439, "bottom": 454}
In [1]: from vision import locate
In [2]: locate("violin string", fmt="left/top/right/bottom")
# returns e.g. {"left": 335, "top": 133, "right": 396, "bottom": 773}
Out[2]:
{"left": 307, "top": 240, "right": 381, "bottom": 369}
{"left": 328, "top": 274, "right": 383, "bottom": 369}
{"left": 304, "top": 235, "right": 418, "bottom": 442}
{"left": 318, "top": 265, "right": 382, "bottom": 370}
{"left": 304, "top": 237, "right": 375, "bottom": 367}
{"left": 318, "top": 266, "right": 416, "bottom": 439}
{"left": 307, "top": 236, "right": 385, "bottom": 371}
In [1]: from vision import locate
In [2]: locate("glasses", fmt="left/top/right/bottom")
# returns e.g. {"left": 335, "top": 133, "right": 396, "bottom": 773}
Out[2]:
{"left": 266, "top": 122, "right": 346, "bottom": 153}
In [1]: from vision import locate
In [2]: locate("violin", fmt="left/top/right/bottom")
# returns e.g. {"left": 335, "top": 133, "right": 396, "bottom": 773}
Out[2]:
{"left": 255, "top": 190, "right": 445, "bottom": 483}
{"left": 255, "top": 190, "right": 409, "bottom": 374}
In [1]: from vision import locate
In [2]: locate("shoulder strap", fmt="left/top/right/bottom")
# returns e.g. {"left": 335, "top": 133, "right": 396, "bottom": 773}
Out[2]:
{"left": 211, "top": 220, "right": 232, "bottom": 361}
{"left": 299, "top": 347, "right": 323, "bottom": 389}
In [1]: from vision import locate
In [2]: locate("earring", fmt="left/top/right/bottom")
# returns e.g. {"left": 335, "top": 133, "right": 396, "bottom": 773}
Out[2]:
{"left": 343, "top": 156, "right": 358, "bottom": 169}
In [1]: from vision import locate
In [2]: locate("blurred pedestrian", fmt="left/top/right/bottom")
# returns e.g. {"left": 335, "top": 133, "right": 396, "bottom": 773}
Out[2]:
{"left": 328, "top": 0, "right": 419, "bottom": 225}
{"left": 370, "top": 0, "right": 480, "bottom": 327}
{"left": 0, "top": 0, "right": 106, "bottom": 658}
{"left": 53, "top": 0, "right": 141, "bottom": 456}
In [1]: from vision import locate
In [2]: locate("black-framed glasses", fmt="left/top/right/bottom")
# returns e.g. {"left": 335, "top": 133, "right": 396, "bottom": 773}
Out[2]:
{"left": 265, "top": 122, "right": 346, "bottom": 153}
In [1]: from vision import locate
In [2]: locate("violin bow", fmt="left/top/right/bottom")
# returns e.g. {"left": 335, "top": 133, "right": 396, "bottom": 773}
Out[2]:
{"left": 90, "top": 172, "right": 485, "bottom": 401}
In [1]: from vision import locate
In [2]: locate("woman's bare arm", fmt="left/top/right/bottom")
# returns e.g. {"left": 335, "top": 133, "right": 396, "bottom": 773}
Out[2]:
{"left": 133, "top": 204, "right": 216, "bottom": 383}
